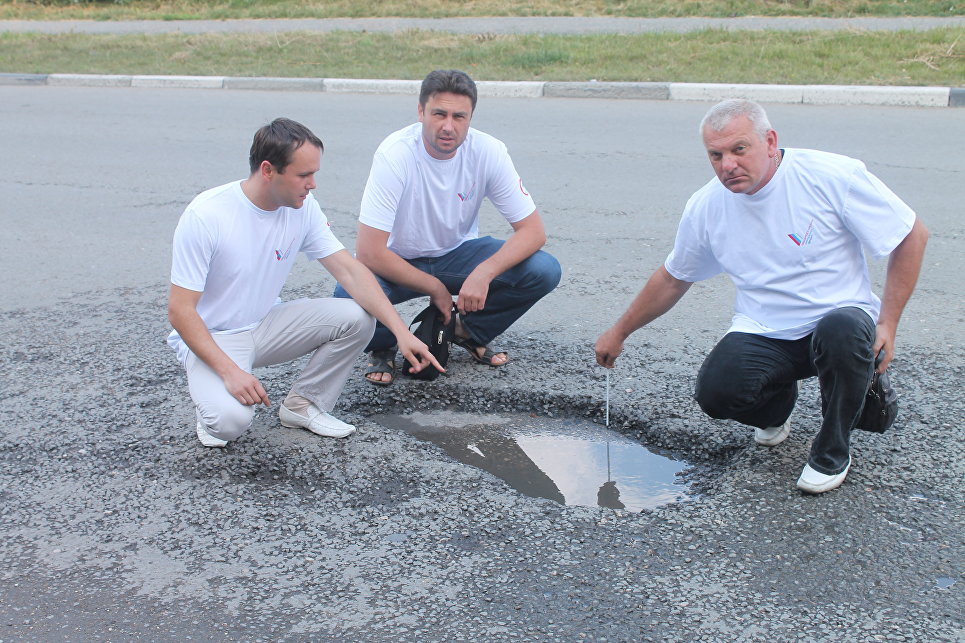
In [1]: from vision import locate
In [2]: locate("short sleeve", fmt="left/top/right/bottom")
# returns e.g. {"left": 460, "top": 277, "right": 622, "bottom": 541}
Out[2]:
{"left": 841, "top": 166, "right": 916, "bottom": 259}
{"left": 300, "top": 198, "right": 345, "bottom": 260}
{"left": 170, "top": 208, "right": 213, "bottom": 292}
{"left": 664, "top": 200, "right": 722, "bottom": 283}
{"left": 483, "top": 140, "right": 536, "bottom": 223}
{"left": 359, "top": 150, "right": 407, "bottom": 233}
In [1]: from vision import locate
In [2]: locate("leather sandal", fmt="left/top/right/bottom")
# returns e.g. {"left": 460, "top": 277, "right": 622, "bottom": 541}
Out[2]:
{"left": 453, "top": 336, "right": 508, "bottom": 367}
{"left": 364, "top": 348, "right": 397, "bottom": 386}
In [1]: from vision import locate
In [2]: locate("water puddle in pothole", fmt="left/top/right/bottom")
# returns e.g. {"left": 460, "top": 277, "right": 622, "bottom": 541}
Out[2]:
{"left": 374, "top": 411, "right": 693, "bottom": 511}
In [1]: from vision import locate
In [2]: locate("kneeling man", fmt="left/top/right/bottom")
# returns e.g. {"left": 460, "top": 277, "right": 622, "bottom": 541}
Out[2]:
{"left": 596, "top": 100, "right": 928, "bottom": 494}
{"left": 335, "top": 69, "right": 561, "bottom": 386}
{"left": 168, "top": 118, "right": 441, "bottom": 447}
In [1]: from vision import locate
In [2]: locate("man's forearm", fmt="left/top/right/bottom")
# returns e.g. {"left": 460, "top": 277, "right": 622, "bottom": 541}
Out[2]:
{"left": 358, "top": 246, "right": 446, "bottom": 297}
{"left": 170, "top": 307, "right": 239, "bottom": 378}
{"left": 471, "top": 212, "right": 547, "bottom": 282}
{"left": 338, "top": 261, "right": 412, "bottom": 336}
{"left": 613, "top": 266, "right": 692, "bottom": 339}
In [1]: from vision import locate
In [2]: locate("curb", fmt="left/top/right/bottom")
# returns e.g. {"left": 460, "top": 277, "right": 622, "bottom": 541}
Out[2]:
{"left": 2, "top": 16, "right": 963, "bottom": 35}
{"left": 1, "top": 73, "right": 960, "bottom": 107}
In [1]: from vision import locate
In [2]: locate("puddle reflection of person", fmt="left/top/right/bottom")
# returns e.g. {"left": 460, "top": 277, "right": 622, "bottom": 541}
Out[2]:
{"left": 416, "top": 426, "right": 565, "bottom": 505}
{"left": 597, "top": 480, "right": 625, "bottom": 510}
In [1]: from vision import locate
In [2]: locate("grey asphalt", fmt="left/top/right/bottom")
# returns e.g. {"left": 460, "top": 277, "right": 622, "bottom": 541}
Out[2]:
{"left": 1, "top": 15, "right": 963, "bottom": 34}
{"left": 0, "top": 85, "right": 963, "bottom": 641}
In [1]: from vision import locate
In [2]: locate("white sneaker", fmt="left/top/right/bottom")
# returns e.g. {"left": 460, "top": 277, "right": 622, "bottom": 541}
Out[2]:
{"left": 755, "top": 419, "right": 791, "bottom": 446}
{"left": 279, "top": 403, "right": 356, "bottom": 438}
{"left": 196, "top": 421, "right": 228, "bottom": 448}
{"left": 797, "top": 456, "right": 851, "bottom": 494}
{"left": 755, "top": 381, "right": 799, "bottom": 446}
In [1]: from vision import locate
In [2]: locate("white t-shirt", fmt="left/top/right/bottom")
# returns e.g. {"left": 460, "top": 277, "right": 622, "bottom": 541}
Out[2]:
{"left": 167, "top": 180, "right": 344, "bottom": 363}
{"left": 359, "top": 123, "right": 536, "bottom": 259}
{"left": 665, "top": 148, "right": 915, "bottom": 340}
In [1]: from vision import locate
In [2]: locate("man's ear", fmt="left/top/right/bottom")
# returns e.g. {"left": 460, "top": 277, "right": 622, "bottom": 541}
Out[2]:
{"left": 260, "top": 160, "right": 274, "bottom": 180}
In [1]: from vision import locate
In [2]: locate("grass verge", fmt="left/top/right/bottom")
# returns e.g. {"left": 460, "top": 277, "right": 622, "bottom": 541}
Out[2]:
{"left": 1, "top": 29, "right": 962, "bottom": 86}
{"left": 0, "top": 0, "right": 962, "bottom": 20}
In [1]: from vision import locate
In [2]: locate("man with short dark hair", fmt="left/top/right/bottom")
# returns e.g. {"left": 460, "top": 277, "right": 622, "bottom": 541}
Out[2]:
{"left": 335, "top": 69, "right": 562, "bottom": 386}
{"left": 595, "top": 99, "right": 928, "bottom": 494}
{"left": 168, "top": 118, "right": 441, "bottom": 447}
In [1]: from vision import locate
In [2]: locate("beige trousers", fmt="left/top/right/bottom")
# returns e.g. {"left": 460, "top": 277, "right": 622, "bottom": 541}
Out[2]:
{"left": 184, "top": 298, "right": 374, "bottom": 441}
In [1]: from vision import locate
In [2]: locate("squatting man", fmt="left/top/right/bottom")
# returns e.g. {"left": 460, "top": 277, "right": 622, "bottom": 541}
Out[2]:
{"left": 335, "top": 69, "right": 562, "bottom": 386}
{"left": 167, "top": 118, "right": 442, "bottom": 448}
{"left": 596, "top": 99, "right": 928, "bottom": 495}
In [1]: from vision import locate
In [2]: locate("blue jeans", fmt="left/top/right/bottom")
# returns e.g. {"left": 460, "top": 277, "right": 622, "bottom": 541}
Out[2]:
{"left": 694, "top": 307, "right": 876, "bottom": 475}
{"left": 334, "top": 236, "right": 562, "bottom": 353}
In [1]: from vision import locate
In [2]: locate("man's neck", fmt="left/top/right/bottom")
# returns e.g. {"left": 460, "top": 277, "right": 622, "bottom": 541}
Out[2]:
{"left": 240, "top": 177, "right": 278, "bottom": 211}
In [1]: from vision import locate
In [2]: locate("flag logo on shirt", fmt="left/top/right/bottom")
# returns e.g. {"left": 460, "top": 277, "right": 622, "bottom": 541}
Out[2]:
{"left": 519, "top": 178, "right": 529, "bottom": 196}
{"left": 788, "top": 220, "right": 815, "bottom": 246}
{"left": 275, "top": 237, "right": 295, "bottom": 261}
{"left": 457, "top": 182, "right": 476, "bottom": 202}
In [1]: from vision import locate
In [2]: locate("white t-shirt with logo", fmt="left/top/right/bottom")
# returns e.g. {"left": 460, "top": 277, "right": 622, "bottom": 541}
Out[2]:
{"left": 167, "top": 180, "right": 344, "bottom": 363}
{"left": 359, "top": 123, "right": 536, "bottom": 260}
{"left": 665, "top": 148, "right": 915, "bottom": 340}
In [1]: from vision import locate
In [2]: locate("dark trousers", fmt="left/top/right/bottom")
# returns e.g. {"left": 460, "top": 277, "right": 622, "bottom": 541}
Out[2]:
{"left": 334, "top": 236, "right": 562, "bottom": 353}
{"left": 694, "top": 307, "right": 876, "bottom": 475}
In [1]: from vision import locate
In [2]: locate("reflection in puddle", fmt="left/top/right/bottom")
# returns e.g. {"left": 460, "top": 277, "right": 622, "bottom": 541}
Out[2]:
{"left": 374, "top": 411, "right": 692, "bottom": 511}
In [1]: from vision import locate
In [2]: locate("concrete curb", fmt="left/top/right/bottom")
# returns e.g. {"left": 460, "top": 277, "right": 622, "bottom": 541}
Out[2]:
{"left": 2, "top": 16, "right": 963, "bottom": 35}
{"left": 1, "top": 72, "right": 961, "bottom": 107}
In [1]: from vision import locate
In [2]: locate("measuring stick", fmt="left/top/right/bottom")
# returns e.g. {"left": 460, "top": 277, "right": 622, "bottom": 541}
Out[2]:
{"left": 605, "top": 369, "right": 610, "bottom": 427}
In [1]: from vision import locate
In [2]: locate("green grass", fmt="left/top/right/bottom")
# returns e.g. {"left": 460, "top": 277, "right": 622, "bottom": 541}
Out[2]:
{"left": 0, "top": 0, "right": 962, "bottom": 20}
{"left": 2, "top": 1, "right": 961, "bottom": 86}
{"left": 2, "top": 29, "right": 963, "bottom": 86}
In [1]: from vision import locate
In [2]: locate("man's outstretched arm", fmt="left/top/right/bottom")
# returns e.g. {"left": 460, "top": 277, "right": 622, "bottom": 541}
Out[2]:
{"left": 595, "top": 265, "right": 693, "bottom": 368}
{"left": 320, "top": 249, "right": 443, "bottom": 375}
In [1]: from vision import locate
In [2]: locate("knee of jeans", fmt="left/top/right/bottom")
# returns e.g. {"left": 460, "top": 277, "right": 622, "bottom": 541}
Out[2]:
{"left": 202, "top": 404, "right": 254, "bottom": 441}
{"left": 814, "top": 308, "right": 873, "bottom": 354}
{"left": 694, "top": 377, "right": 742, "bottom": 420}
{"left": 528, "top": 252, "right": 562, "bottom": 294}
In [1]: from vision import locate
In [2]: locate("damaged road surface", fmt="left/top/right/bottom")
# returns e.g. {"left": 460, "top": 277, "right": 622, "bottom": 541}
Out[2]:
{"left": 0, "top": 87, "right": 962, "bottom": 641}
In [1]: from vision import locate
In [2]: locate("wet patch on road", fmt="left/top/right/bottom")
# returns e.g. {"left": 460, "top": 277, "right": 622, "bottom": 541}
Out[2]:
{"left": 374, "top": 411, "right": 693, "bottom": 512}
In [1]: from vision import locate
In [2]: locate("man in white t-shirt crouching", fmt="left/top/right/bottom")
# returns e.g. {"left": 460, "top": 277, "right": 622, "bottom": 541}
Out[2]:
{"left": 334, "top": 69, "right": 561, "bottom": 386}
{"left": 168, "top": 118, "right": 442, "bottom": 447}
{"left": 595, "top": 99, "right": 929, "bottom": 494}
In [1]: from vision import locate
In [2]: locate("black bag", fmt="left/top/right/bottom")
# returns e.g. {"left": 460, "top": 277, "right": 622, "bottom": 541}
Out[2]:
{"left": 855, "top": 355, "right": 898, "bottom": 433}
{"left": 402, "top": 304, "right": 456, "bottom": 381}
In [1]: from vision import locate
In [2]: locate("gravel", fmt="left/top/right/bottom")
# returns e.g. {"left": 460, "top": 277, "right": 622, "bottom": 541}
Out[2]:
{"left": 0, "top": 285, "right": 961, "bottom": 641}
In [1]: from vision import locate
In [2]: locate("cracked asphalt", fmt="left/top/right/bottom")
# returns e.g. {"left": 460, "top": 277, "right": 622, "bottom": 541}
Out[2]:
{"left": 0, "top": 87, "right": 962, "bottom": 641}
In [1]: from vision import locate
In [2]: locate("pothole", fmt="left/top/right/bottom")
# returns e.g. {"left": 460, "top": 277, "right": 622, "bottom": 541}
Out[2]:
{"left": 374, "top": 410, "right": 694, "bottom": 511}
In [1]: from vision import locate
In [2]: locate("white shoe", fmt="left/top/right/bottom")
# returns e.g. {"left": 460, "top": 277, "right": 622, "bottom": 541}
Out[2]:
{"left": 755, "top": 419, "right": 791, "bottom": 446}
{"left": 797, "top": 457, "right": 851, "bottom": 494}
{"left": 196, "top": 421, "right": 228, "bottom": 448}
{"left": 279, "top": 403, "right": 356, "bottom": 438}
{"left": 755, "top": 381, "right": 799, "bottom": 446}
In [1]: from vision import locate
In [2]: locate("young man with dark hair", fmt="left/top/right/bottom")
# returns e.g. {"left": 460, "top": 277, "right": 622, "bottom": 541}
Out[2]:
{"left": 168, "top": 118, "right": 441, "bottom": 447}
{"left": 335, "top": 69, "right": 561, "bottom": 386}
